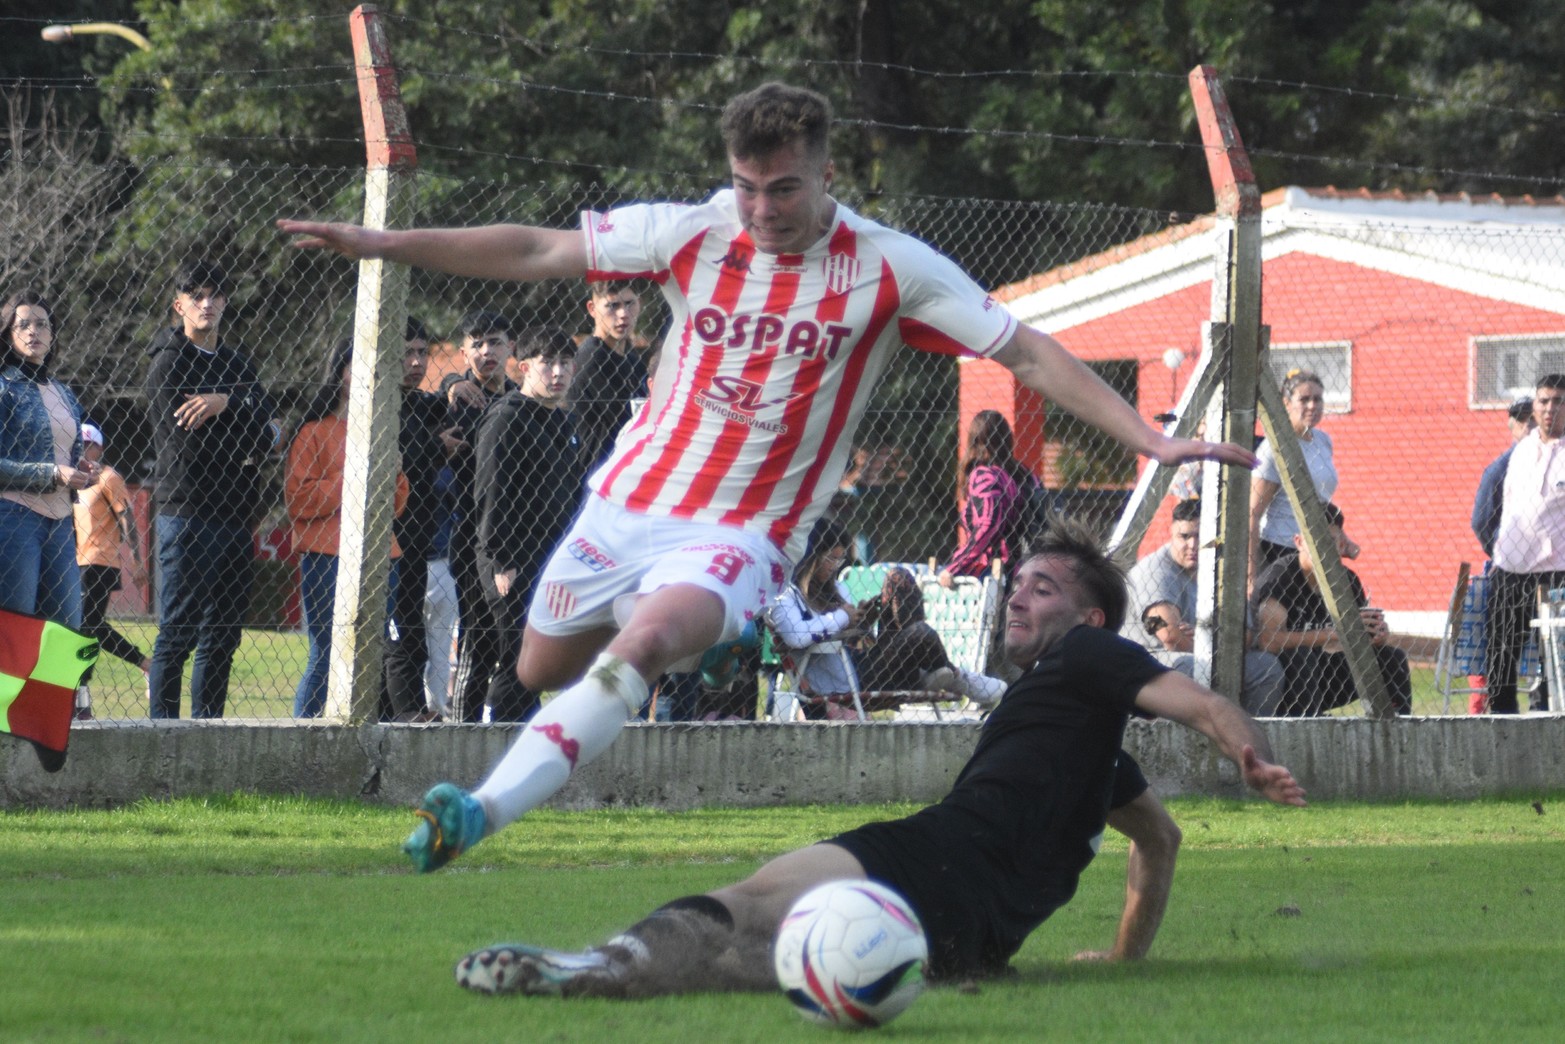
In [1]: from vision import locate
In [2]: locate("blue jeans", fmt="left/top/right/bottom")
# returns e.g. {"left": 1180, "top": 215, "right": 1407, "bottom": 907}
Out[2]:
{"left": 294, "top": 553, "right": 400, "bottom": 718}
{"left": 149, "top": 514, "right": 253, "bottom": 719}
{"left": 293, "top": 552, "right": 336, "bottom": 717}
{"left": 0, "top": 500, "right": 82, "bottom": 629}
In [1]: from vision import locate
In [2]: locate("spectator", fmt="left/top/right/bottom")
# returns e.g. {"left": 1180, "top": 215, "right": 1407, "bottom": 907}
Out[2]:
{"left": 1248, "top": 369, "right": 1356, "bottom": 587}
{"left": 72, "top": 422, "right": 151, "bottom": 720}
{"left": 423, "top": 461, "right": 459, "bottom": 716}
{"left": 144, "top": 260, "right": 278, "bottom": 719}
{"left": 771, "top": 519, "right": 1002, "bottom": 718}
{"left": 1483, "top": 374, "right": 1565, "bottom": 714}
{"left": 1471, "top": 396, "right": 1536, "bottom": 559}
{"left": 383, "top": 318, "right": 462, "bottom": 721}
{"left": 283, "top": 340, "right": 409, "bottom": 718}
{"left": 1251, "top": 501, "right": 1411, "bottom": 716}
{"left": 1123, "top": 497, "right": 1285, "bottom": 715}
{"left": 469, "top": 328, "right": 585, "bottom": 722}
{"left": 1464, "top": 396, "right": 1535, "bottom": 714}
{"left": 0, "top": 290, "right": 96, "bottom": 633}
{"left": 567, "top": 281, "right": 648, "bottom": 471}
{"left": 441, "top": 310, "right": 520, "bottom": 723}
{"left": 939, "top": 410, "right": 1045, "bottom": 588}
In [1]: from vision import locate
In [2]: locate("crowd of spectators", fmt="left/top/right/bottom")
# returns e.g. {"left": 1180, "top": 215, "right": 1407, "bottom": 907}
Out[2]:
{"left": 9, "top": 260, "right": 1561, "bottom": 724}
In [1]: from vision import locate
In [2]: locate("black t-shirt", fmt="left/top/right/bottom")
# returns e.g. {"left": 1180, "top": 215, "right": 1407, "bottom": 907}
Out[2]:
{"left": 1251, "top": 556, "right": 1367, "bottom": 635}
{"left": 566, "top": 336, "right": 648, "bottom": 471}
{"left": 830, "top": 625, "right": 1166, "bottom": 978}
{"left": 395, "top": 389, "right": 449, "bottom": 561}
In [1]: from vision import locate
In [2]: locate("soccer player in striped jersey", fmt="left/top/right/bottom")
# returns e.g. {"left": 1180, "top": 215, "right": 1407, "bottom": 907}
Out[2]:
{"left": 279, "top": 83, "right": 1258, "bottom": 872}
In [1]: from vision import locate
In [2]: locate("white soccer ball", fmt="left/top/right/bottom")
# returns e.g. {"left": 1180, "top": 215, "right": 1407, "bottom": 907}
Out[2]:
{"left": 773, "top": 879, "right": 928, "bottom": 1029}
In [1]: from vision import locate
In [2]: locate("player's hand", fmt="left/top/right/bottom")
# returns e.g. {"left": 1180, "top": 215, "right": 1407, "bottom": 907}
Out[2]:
{"left": 1071, "top": 949, "right": 1119, "bottom": 962}
{"left": 447, "top": 380, "right": 486, "bottom": 409}
{"left": 937, "top": 569, "right": 955, "bottom": 589}
{"left": 839, "top": 602, "right": 862, "bottom": 629}
{"left": 174, "top": 392, "right": 230, "bottom": 431}
{"left": 276, "top": 219, "right": 383, "bottom": 260}
{"left": 1149, "top": 435, "right": 1258, "bottom": 470}
{"left": 437, "top": 425, "right": 467, "bottom": 459}
{"left": 1240, "top": 744, "right": 1307, "bottom": 807}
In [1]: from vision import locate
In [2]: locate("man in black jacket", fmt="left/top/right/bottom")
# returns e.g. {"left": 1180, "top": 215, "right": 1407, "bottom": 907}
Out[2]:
{"left": 382, "top": 317, "right": 461, "bottom": 720}
{"left": 440, "top": 310, "right": 520, "bottom": 722}
{"left": 144, "top": 259, "right": 278, "bottom": 719}
{"left": 470, "top": 327, "right": 585, "bottom": 721}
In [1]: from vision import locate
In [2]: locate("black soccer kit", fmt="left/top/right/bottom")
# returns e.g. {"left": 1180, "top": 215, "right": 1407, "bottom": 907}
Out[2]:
{"left": 828, "top": 624, "right": 1166, "bottom": 979}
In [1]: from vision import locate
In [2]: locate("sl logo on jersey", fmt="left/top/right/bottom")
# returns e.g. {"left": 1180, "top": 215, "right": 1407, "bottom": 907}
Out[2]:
{"left": 823, "top": 254, "right": 860, "bottom": 296}
{"left": 694, "top": 375, "right": 800, "bottom": 434}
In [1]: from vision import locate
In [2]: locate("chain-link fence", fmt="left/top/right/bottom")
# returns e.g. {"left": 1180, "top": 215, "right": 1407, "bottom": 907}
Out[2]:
{"left": 8, "top": 99, "right": 1565, "bottom": 724}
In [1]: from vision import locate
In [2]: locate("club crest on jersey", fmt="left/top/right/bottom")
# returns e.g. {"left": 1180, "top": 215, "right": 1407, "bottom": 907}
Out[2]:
{"left": 694, "top": 375, "right": 799, "bottom": 433}
{"left": 823, "top": 254, "right": 861, "bottom": 296}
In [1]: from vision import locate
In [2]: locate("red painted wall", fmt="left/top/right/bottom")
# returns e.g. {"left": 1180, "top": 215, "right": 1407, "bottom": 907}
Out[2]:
{"left": 962, "top": 251, "right": 1565, "bottom": 614}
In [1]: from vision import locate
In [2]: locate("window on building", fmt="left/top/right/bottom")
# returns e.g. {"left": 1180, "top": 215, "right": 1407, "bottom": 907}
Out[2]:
{"left": 1267, "top": 341, "right": 1352, "bottom": 412}
{"left": 1043, "top": 358, "right": 1137, "bottom": 490}
{"left": 1471, "top": 334, "right": 1565, "bottom": 408}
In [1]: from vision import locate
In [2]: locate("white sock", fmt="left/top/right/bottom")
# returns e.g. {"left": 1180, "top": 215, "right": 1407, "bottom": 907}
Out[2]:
{"left": 958, "top": 668, "right": 1007, "bottom": 707}
{"left": 473, "top": 653, "right": 649, "bottom": 832}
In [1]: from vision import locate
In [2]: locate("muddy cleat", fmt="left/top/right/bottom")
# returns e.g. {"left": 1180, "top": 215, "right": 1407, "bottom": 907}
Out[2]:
{"left": 456, "top": 944, "right": 624, "bottom": 997}
{"left": 403, "top": 783, "right": 486, "bottom": 872}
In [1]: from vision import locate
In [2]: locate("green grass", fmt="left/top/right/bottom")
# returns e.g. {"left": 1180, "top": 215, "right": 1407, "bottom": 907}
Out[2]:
{"left": 86, "top": 621, "right": 307, "bottom": 719}
{"left": 3, "top": 794, "right": 1564, "bottom": 1042}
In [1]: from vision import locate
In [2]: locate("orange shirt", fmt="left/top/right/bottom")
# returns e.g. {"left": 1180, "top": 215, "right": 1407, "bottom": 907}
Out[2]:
{"left": 74, "top": 464, "right": 132, "bottom": 568}
{"left": 284, "top": 415, "right": 409, "bottom": 558}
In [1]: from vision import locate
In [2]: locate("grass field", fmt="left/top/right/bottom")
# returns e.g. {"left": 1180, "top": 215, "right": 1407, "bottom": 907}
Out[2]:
{"left": 5, "top": 794, "right": 1564, "bottom": 1042}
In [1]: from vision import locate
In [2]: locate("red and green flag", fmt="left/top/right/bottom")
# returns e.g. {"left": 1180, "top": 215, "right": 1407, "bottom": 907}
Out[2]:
{"left": 0, "top": 607, "right": 99, "bottom": 772}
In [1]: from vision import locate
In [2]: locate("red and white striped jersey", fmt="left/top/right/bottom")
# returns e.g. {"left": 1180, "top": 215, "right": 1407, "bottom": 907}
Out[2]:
{"left": 582, "top": 190, "right": 1018, "bottom": 560}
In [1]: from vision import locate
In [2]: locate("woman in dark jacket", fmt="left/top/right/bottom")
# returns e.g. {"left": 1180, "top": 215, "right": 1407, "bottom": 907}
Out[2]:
{"left": 0, "top": 290, "right": 97, "bottom": 627}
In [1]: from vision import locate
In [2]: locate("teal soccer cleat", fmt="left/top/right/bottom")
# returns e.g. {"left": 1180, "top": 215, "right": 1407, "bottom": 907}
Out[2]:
{"left": 403, "top": 783, "right": 486, "bottom": 872}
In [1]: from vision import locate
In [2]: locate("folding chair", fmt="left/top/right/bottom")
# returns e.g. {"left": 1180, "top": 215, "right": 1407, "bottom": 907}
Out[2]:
{"left": 1435, "top": 563, "right": 1541, "bottom": 713}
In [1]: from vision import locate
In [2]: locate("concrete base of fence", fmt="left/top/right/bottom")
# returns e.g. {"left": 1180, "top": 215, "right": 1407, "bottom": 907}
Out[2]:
{"left": 5, "top": 716, "right": 1565, "bottom": 811}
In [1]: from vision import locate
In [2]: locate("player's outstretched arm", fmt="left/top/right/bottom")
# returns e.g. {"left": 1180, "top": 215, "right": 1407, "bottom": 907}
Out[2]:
{"left": 1074, "top": 787, "right": 1181, "bottom": 962}
{"left": 992, "top": 326, "right": 1258, "bottom": 470}
{"left": 1134, "top": 670, "right": 1307, "bottom": 807}
{"left": 274, "top": 219, "right": 588, "bottom": 283}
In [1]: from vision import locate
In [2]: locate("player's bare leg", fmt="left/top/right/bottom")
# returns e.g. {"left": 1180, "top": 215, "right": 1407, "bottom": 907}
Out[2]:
{"left": 457, "top": 844, "right": 868, "bottom": 998}
{"left": 405, "top": 585, "right": 725, "bottom": 872}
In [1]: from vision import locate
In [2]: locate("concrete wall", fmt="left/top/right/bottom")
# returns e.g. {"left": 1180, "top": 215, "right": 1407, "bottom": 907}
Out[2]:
{"left": 5, "top": 716, "right": 1565, "bottom": 811}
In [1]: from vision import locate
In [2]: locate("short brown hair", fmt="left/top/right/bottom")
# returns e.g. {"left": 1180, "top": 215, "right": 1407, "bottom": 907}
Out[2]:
{"left": 720, "top": 82, "right": 831, "bottom": 162}
{"left": 1016, "top": 519, "right": 1129, "bottom": 633}
{"left": 587, "top": 280, "right": 636, "bottom": 301}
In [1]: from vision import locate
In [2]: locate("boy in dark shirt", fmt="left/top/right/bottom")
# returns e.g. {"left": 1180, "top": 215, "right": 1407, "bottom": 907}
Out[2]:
{"left": 470, "top": 328, "right": 585, "bottom": 721}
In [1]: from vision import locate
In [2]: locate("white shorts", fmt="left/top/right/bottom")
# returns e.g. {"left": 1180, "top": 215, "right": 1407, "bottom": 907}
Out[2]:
{"left": 527, "top": 495, "right": 790, "bottom": 664}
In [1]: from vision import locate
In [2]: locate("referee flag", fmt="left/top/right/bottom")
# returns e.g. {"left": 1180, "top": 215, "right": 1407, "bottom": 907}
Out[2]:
{"left": 0, "top": 607, "right": 99, "bottom": 772}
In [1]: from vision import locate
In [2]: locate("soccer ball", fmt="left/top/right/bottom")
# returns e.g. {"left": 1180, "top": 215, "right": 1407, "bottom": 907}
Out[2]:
{"left": 773, "top": 879, "right": 928, "bottom": 1029}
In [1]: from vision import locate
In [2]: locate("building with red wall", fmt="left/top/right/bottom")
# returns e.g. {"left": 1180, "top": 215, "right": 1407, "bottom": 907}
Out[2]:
{"left": 963, "top": 187, "right": 1565, "bottom": 633}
